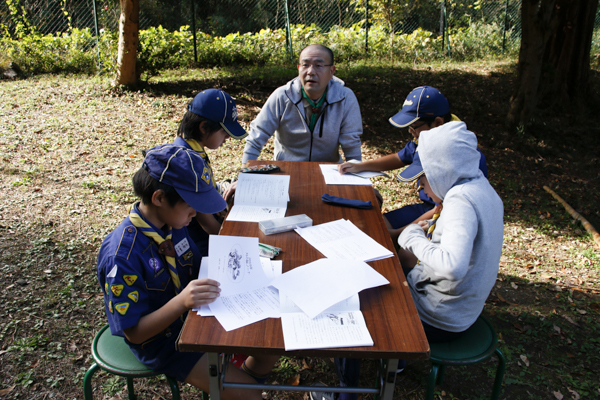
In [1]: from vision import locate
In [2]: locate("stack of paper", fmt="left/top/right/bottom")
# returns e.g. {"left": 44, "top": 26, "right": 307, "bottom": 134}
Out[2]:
{"left": 271, "top": 258, "right": 389, "bottom": 350}
{"left": 295, "top": 219, "right": 394, "bottom": 262}
{"left": 226, "top": 173, "right": 291, "bottom": 222}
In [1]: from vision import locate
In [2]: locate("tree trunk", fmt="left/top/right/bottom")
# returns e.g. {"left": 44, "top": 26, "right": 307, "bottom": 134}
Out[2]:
{"left": 507, "top": 0, "right": 556, "bottom": 127}
{"left": 115, "top": 0, "right": 140, "bottom": 86}
{"left": 507, "top": 0, "right": 599, "bottom": 127}
{"left": 543, "top": 0, "right": 598, "bottom": 102}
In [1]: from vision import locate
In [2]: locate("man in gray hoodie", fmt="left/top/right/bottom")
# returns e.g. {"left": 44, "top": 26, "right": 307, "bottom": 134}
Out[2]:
{"left": 242, "top": 44, "right": 363, "bottom": 164}
{"left": 398, "top": 121, "right": 504, "bottom": 341}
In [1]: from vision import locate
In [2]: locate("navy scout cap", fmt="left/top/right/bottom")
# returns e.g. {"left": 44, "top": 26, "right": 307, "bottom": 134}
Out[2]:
{"left": 397, "top": 151, "right": 424, "bottom": 183}
{"left": 142, "top": 144, "right": 227, "bottom": 214}
{"left": 187, "top": 89, "right": 248, "bottom": 140}
{"left": 389, "top": 86, "right": 449, "bottom": 128}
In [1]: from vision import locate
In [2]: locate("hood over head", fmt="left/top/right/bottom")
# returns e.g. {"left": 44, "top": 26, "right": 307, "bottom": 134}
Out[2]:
{"left": 418, "top": 121, "right": 482, "bottom": 200}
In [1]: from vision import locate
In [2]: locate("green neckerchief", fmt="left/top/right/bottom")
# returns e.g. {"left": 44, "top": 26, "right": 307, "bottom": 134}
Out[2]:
{"left": 301, "top": 88, "right": 327, "bottom": 132}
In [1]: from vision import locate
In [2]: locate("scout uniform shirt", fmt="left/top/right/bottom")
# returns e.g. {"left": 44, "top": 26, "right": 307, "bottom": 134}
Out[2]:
{"left": 96, "top": 203, "right": 201, "bottom": 368}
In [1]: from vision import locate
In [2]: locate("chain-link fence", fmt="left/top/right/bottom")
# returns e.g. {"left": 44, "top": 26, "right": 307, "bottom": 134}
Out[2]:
{"left": 1, "top": 0, "right": 599, "bottom": 64}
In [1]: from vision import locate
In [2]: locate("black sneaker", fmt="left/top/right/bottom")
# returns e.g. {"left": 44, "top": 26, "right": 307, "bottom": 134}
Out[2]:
{"left": 310, "top": 382, "right": 336, "bottom": 400}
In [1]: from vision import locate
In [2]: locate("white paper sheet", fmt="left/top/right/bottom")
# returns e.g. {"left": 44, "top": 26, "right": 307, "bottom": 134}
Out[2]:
{"left": 209, "top": 286, "right": 280, "bottom": 331}
{"left": 281, "top": 311, "right": 373, "bottom": 351}
{"left": 207, "top": 235, "right": 268, "bottom": 295}
{"left": 344, "top": 159, "right": 390, "bottom": 178}
{"left": 319, "top": 164, "right": 373, "bottom": 186}
{"left": 271, "top": 258, "right": 389, "bottom": 319}
{"left": 295, "top": 219, "right": 394, "bottom": 262}
{"left": 280, "top": 293, "right": 360, "bottom": 314}
{"left": 195, "top": 257, "right": 282, "bottom": 317}
{"left": 226, "top": 173, "right": 291, "bottom": 222}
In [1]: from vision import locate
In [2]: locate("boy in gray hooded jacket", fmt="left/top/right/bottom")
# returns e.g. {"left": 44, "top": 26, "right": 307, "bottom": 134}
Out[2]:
{"left": 398, "top": 121, "right": 504, "bottom": 340}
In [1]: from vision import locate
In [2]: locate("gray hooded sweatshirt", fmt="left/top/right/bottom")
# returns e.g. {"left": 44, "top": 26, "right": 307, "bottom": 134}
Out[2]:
{"left": 398, "top": 121, "right": 504, "bottom": 332}
{"left": 242, "top": 76, "right": 363, "bottom": 163}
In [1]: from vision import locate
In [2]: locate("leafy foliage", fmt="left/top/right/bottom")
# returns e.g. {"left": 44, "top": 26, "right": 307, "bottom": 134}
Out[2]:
{"left": 1, "top": 20, "right": 522, "bottom": 77}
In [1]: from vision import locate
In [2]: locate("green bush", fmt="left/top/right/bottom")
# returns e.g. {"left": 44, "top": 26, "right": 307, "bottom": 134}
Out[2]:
{"left": 0, "top": 22, "right": 525, "bottom": 77}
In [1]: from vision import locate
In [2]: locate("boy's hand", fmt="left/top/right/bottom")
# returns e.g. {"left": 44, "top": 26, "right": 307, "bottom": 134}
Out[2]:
{"left": 222, "top": 180, "right": 237, "bottom": 203}
{"left": 417, "top": 220, "right": 429, "bottom": 232}
{"left": 181, "top": 279, "right": 221, "bottom": 308}
{"left": 338, "top": 162, "right": 361, "bottom": 175}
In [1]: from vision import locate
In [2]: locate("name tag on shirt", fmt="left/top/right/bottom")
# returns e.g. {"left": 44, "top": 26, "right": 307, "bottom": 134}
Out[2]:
{"left": 174, "top": 238, "right": 190, "bottom": 257}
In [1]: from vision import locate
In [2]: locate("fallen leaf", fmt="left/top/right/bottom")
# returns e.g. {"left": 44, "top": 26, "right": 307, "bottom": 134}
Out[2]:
{"left": 563, "top": 315, "right": 579, "bottom": 326}
{"left": 30, "top": 359, "right": 39, "bottom": 368}
{"left": 520, "top": 355, "right": 530, "bottom": 367}
{"left": 566, "top": 352, "right": 576, "bottom": 358}
{"left": 511, "top": 282, "right": 518, "bottom": 289}
{"left": 553, "top": 391, "right": 563, "bottom": 400}
{"left": 567, "top": 387, "right": 580, "bottom": 400}
{"left": 576, "top": 309, "right": 587, "bottom": 315}
{"left": 301, "top": 359, "right": 310, "bottom": 370}
{"left": 553, "top": 325, "right": 561, "bottom": 334}
{"left": 0, "top": 386, "right": 15, "bottom": 396}
{"left": 286, "top": 374, "right": 300, "bottom": 386}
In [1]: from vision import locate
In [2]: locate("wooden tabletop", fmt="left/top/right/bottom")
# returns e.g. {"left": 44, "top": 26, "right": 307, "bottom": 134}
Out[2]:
{"left": 178, "top": 161, "right": 429, "bottom": 359}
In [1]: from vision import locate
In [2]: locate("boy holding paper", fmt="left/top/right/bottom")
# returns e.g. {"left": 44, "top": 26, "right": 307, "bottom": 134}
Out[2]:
{"left": 96, "top": 144, "right": 277, "bottom": 399}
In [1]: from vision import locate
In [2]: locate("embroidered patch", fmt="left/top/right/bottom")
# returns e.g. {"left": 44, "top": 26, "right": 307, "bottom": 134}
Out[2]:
{"left": 115, "top": 302, "right": 129, "bottom": 316}
{"left": 149, "top": 257, "right": 162, "bottom": 272}
{"left": 107, "top": 264, "right": 118, "bottom": 278}
{"left": 127, "top": 291, "right": 139, "bottom": 303}
{"left": 104, "top": 283, "right": 109, "bottom": 294}
{"left": 201, "top": 166, "right": 212, "bottom": 185}
{"left": 123, "top": 275, "right": 138, "bottom": 286}
{"left": 108, "top": 300, "right": 113, "bottom": 313}
{"left": 183, "top": 250, "right": 194, "bottom": 261}
{"left": 110, "top": 284, "right": 124, "bottom": 297}
{"left": 174, "top": 238, "right": 190, "bottom": 257}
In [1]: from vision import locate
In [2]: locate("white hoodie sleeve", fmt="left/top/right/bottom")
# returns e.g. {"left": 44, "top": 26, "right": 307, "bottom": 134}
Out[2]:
{"left": 398, "top": 193, "right": 478, "bottom": 282}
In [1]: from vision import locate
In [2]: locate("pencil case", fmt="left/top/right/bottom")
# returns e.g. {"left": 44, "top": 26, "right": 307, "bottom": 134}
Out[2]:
{"left": 258, "top": 214, "right": 313, "bottom": 235}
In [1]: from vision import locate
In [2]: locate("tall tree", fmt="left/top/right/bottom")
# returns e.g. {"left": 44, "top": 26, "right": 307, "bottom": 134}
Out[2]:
{"left": 115, "top": 0, "right": 140, "bottom": 86}
{"left": 508, "top": 0, "right": 599, "bottom": 127}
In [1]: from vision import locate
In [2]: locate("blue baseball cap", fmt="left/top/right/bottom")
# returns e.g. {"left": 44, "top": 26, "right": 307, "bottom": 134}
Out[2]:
{"left": 187, "top": 89, "right": 248, "bottom": 140}
{"left": 142, "top": 144, "right": 227, "bottom": 214}
{"left": 389, "top": 86, "right": 449, "bottom": 128}
{"left": 397, "top": 151, "right": 424, "bottom": 183}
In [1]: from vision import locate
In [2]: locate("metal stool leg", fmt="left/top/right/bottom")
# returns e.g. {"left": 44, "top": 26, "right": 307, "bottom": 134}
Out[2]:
{"left": 425, "top": 363, "right": 440, "bottom": 400}
{"left": 166, "top": 376, "right": 181, "bottom": 400}
{"left": 491, "top": 348, "right": 506, "bottom": 400}
{"left": 83, "top": 363, "right": 99, "bottom": 400}
{"left": 436, "top": 364, "right": 446, "bottom": 385}
{"left": 126, "top": 376, "right": 136, "bottom": 400}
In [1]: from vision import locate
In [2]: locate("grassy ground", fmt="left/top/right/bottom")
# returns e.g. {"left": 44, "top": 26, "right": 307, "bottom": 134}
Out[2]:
{"left": 0, "top": 61, "right": 599, "bottom": 400}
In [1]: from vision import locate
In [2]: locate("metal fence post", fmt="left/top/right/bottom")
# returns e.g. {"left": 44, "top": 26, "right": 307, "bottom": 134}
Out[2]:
{"left": 502, "top": 0, "right": 509, "bottom": 53}
{"left": 365, "top": 0, "right": 369, "bottom": 55}
{"left": 190, "top": 0, "right": 197, "bottom": 63}
{"left": 284, "top": 0, "right": 293, "bottom": 63}
{"left": 91, "top": 0, "right": 101, "bottom": 69}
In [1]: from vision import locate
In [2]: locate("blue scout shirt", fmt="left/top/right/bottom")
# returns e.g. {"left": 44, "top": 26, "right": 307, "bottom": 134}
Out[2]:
{"left": 97, "top": 203, "right": 202, "bottom": 371}
{"left": 397, "top": 140, "right": 488, "bottom": 206}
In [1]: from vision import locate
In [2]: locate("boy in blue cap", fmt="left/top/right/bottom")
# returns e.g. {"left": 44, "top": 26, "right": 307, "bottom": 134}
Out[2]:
{"left": 172, "top": 89, "right": 248, "bottom": 257}
{"left": 338, "top": 86, "right": 488, "bottom": 242}
{"left": 96, "top": 144, "right": 277, "bottom": 399}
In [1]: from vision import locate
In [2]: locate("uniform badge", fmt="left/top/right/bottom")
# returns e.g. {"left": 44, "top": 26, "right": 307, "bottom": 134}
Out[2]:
{"left": 175, "top": 238, "right": 190, "bottom": 257}
{"left": 149, "top": 257, "right": 162, "bottom": 273}
{"left": 107, "top": 264, "right": 118, "bottom": 278}
{"left": 183, "top": 250, "right": 193, "bottom": 261}
{"left": 104, "top": 283, "right": 109, "bottom": 294}
{"left": 123, "top": 275, "right": 138, "bottom": 286}
{"left": 108, "top": 300, "right": 113, "bottom": 313}
{"left": 110, "top": 284, "right": 124, "bottom": 297}
{"left": 115, "top": 302, "right": 129, "bottom": 316}
{"left": 128, "top": 291, "right": 139, "bottom": 303}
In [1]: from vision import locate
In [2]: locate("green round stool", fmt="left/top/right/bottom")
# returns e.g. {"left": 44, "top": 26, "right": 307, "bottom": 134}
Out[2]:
{"left": 83, "top": 324, "right": 181, "bottom": 400}
{"left": 426, "top": 315, "right": 506, "bottom": 400}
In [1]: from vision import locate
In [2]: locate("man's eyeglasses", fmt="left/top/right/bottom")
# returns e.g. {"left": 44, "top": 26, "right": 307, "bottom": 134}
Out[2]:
{"left": 298, "top": 63, "right": 334, "bottom": 71}
{"left": 408, "top": 121, "right": 428, "bottom": 134}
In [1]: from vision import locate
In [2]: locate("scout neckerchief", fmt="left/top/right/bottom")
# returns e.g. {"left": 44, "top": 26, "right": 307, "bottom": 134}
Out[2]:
{"left": 129, "top": 207, "right": 181, "bottom": 294}
{"left": 184, "top": 138, "right": 216, "bottom": 188}
{"left": 301, "top": 88, "right": 327, "bottom": 132}
{"left": 427, "top": 203, "right": 443, "bottom": 240}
